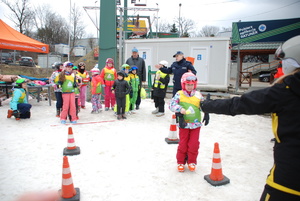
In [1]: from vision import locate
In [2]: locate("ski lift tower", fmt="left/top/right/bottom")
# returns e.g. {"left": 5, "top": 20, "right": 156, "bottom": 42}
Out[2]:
{"left": 84, "top": 0, "right": 158, "bottom": 68}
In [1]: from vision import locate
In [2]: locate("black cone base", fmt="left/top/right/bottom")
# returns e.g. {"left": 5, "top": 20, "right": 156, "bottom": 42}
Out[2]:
{"left": 63, "top": 147, "right": 80, "bottom": 156}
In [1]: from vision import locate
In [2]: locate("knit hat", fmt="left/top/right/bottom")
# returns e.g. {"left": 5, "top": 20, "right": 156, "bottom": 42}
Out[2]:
{"left": 90, "top": 67, "right": 100, "bottom": 74}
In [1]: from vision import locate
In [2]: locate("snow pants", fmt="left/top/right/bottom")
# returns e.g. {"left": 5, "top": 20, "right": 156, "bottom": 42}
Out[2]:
{"left": 153, "top": 96, "right": 165, "bottom": 113}
{"left": 17, "top": 103, "right": 32, "bottom": 119}
{"left": 91, "top": 94, "right": 102, "bottom": 111}
{"left": 176, "top": 127, "right": 201, "bottom": 164}
{"left": 79, "top": 85, "right": 87, "bottom": 107}
{"left": 130, "top": 91, "right": 138, "bottom": 110}
{"left": 260, "top": 184, "right": 300, "bottom": 201}
{"left": 55, "top": 91, "right": 63, "bottom": 109}
{"left": 61, "top": 93, "right": 77, "bottom": 121}
{"left": 104, "top": 85, "right": 115, "bottom": 108}
{"left": 114, "top": 94, "right": 130, "bottom": 113}
{"left": 116, "top": 97, "right": 126, "bottom": 115}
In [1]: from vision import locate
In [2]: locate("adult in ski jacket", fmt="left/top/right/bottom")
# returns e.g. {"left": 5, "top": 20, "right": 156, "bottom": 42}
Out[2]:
{"left": 201, "top": 35, "right": 300, "bottom": 201}
{"left": 158, "top": 51, "right": 197, "bottom": 96}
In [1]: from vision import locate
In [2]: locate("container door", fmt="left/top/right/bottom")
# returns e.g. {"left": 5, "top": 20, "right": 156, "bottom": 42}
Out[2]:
{"left": 137, "top": 48, "right": 152, "bottom": 82}
{"left": 191, "top": 47, "right": 209, "bottom": 84}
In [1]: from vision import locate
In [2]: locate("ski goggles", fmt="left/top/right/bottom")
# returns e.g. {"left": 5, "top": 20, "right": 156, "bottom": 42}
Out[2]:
{"left": 186, "top": 76, "right": 197, "bottom": 81}
{"left": 65, "top": 63, "right": 74, "bottom": 68}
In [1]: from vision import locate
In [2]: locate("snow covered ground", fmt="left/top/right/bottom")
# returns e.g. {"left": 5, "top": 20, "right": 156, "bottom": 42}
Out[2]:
{"left": 0, "top": 96, "right": 274, "bottom": 201}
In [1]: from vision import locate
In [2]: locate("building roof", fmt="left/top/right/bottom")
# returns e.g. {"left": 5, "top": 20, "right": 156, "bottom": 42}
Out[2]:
{"left": 232, "top": 42, "right": 282, "bottom": 51}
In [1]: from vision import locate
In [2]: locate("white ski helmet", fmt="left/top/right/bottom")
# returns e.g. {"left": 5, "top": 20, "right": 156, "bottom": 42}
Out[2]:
{"left": 275, "top": 35, "right": 300, "bottom": 74}
{"left": 159, "top": 60, "right": 168, "bottom": 67}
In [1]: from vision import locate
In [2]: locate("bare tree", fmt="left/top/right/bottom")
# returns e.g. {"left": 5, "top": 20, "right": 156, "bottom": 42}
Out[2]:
{"left": 69, "top": 4, "right": 86, "bottom": 58}
{"left": 158, "top": 20, "right": 173, "bottom": 32}
{"left": 174, "top": 17, "right": 195, "bottom": 37}
{"left": 1, "top": 0, "right": 33, "bottom": 34}
{"left": 199, "top": 25, "right": 220, "bottom": 37}
{"left": 33, "top": 6, "right": 69, "bottom": 51}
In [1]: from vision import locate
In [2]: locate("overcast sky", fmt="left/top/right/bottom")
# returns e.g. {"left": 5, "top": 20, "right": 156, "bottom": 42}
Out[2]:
{"left": 0, "top": 0, "right": 299, "bottom": 37}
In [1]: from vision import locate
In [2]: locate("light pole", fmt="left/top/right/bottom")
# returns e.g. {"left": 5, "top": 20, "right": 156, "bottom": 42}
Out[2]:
{"left": 156, "top": 3, "right": 159, "bottom": 38}
{"left": 95, "top": 1, "right": 98, "bottom": 39}
{"left": 179, "top": 3, "right": 182, "bottom": 37}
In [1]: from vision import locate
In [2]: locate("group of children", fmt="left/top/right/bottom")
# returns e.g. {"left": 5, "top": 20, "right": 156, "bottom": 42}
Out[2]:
{"left": 48, "top": 58, "right": 143, "bottom": 123}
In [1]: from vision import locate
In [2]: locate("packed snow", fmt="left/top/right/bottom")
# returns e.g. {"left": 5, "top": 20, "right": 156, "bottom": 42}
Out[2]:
{"left": 0, "top": 95, "right": 274, "bottom": 201}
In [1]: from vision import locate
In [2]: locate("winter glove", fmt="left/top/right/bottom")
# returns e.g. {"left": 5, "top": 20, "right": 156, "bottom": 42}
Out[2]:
{"left": 13, "top": 110, "right": 20, "bottom": 118}
{"left": 175, "top": 112, "right": 187, "bottom": 128}
{"left": 201, "top": 93, "right": 211, "bottom": 126}
{"left": 202, "top": 113, "right": 210, "bottom": 126}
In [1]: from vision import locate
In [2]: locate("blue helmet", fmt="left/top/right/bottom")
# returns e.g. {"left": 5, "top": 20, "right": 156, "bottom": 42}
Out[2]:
{"left": 131, "top": 66, "right": 138, "bottom": 71}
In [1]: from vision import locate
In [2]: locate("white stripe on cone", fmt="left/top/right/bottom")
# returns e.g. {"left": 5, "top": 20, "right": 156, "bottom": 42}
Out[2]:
{"left": 62, "top": 177, "right": 74, "bottom": 186}
{"left": 213, "top": 153, "right": 220, "bottom": 158}
{"left": 63, "top": 167, "right": 71, "bottom": 174}
{"left": 212, "top": 162, "right": 222, "bottom": 169}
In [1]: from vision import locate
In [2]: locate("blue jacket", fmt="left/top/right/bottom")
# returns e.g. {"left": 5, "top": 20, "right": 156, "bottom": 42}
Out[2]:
{"left": 10, "top": 88, "right": 28, "bottom": 110}
{"left": 159, "top": 58, "right": 197, "bottom": 90}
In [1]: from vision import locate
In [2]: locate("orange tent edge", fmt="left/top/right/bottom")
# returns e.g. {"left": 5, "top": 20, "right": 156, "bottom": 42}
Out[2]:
{"left": 0, "top": 19, "right": 49, "bottom": 54}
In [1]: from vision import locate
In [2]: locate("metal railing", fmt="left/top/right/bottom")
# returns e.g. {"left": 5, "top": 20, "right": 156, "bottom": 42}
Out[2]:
{"left": 243, "top": 60, "right": 280, "bottom": 75}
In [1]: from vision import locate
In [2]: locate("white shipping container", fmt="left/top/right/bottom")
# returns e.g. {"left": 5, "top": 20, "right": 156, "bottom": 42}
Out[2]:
{"left": 124, "top": 37, "right": 231, "bottom": 92}
{"left": 38, "top": 55, "right": 62, "bottom": 68}
{"left": 73, "top": 46, "right": 87, "bottom": 57}
{"left": 55, "top": 44, "right": 69, "bottom": 55}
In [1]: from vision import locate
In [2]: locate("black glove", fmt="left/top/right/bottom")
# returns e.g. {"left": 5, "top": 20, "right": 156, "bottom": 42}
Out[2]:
{"left": 201, "top": 93, "right": 210, "bottom": 126}
{"left": 202, "top": 113, "right": 210, "bottom": 126}
{"left": 206, "top": 93, "right": 211, "bottom": 101}
{"left": 175, "top": 113, "right": 187, "bottom": 128}
{"left": 13, "top": 110, "right": 20, "bottom": 118}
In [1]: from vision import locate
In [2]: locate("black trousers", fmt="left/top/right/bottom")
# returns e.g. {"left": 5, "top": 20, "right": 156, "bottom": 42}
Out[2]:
{"left": 153, "top": 96, "right": 165, "bottom": 113}
{"left": 116, "top": 97, "right": 126, "bottom": 115}
{"left": 17, "top": 103, "right": 32, "bottom": 118}
{"left": 55, "top": 92, "right": 63, "bottom": 109}
{"left": 136, "top": 87, "right": 141, "bottom": 106}
{"left": 260, "top": 184, "right": 300, "bottom": 201}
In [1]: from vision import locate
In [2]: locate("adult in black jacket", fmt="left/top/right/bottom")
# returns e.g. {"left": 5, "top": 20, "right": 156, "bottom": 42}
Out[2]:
{"left": 201, "top": 35, "right": 300, "bottom": 201}
{"left": 112, "top": 71, "right": 131, "bottom": 120}
{"left": 126, "top": 47, "right": 146, "bottom": 109}
{"left": 157, "top": 51, "right": 197, "bottom": 97}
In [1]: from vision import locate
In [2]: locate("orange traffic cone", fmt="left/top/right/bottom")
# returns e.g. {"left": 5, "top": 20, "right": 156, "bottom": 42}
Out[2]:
{"left": 204, "top": 142, "right": 230, "bottom": 186}
{"left": 63, "top": 127, "right": 80, "bottom": 156}
{"left": 165, "top": 114, "right": 179, "bottom": 144}
{"left": 60, "top": 156, "right": 80, "bottom": 201}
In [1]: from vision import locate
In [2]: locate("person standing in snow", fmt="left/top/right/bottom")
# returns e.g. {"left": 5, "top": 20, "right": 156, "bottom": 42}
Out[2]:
{"left": 100, "top": 58, "right": 117, "bottom": 111}
{"left": 200, "top": 35, "right": 300, "bottom": 201}
{"left": 169, "top": 72, "right": 209, "bottom": 172}
{"left": 152, "top": 60, "right": 170, "bottom": 117}
{"left": 90, "top": 66, "right": 104, "bottom": 113}
{"left": 128, "top": 66, "right": 140, "bottom": 113}
{"left": 112, "top": 71, "right": 131, "bottom": 120}
{"left": 7, "top": 78, "right": 32, "bottom": 120}
{"left": 156, "top": 51, "right": 197, "bottom": 97}
{"left": 76, "top": 62, "right": 90, "bottom": 109}
{"left": 49, "top": 62, "right": 63, "bottom": 117}
{"left": 125, "top": 47, "right": 146, "bottom": 110}
{"left": 55, "top": 62, "right": 78, "bottom": 124}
